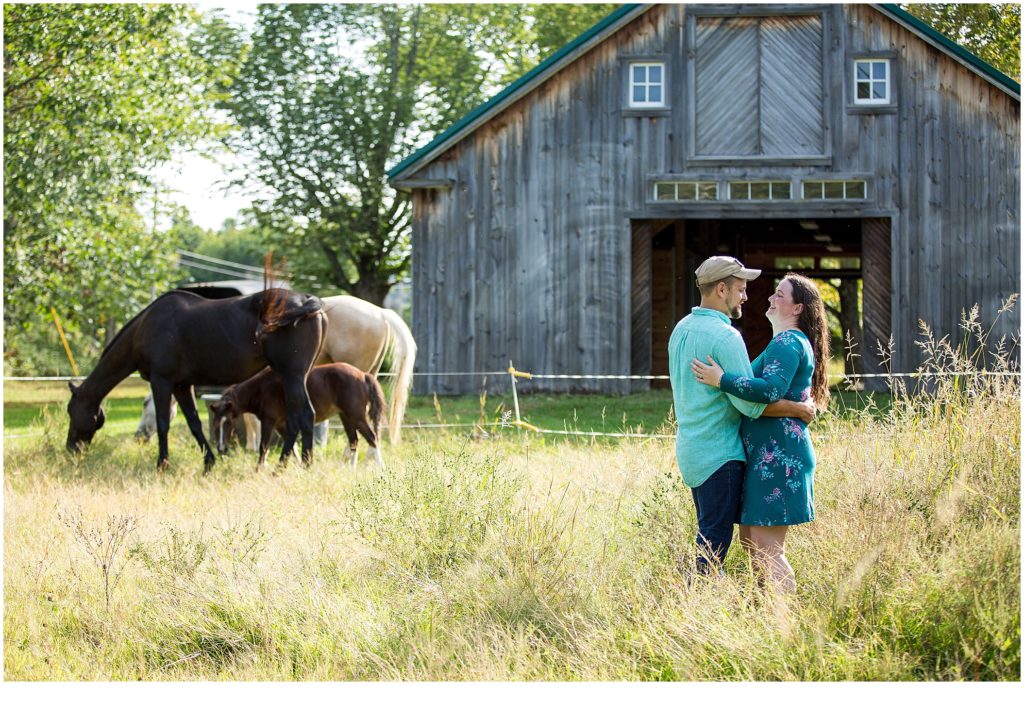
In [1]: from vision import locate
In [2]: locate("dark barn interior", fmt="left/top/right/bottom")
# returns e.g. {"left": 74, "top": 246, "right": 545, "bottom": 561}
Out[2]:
{"left": 633, "top": 217, "right": 891, "bottom": 387}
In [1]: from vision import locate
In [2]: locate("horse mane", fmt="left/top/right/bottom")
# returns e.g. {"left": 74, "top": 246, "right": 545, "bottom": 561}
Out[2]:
{"left": 258, "top": 252, "right": 324, "bottom": 333}
{"left": 260, "top": 252, "right": 291, "bottom": 332}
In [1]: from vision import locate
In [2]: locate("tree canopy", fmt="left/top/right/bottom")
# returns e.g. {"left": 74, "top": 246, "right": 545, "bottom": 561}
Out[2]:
{"left": 3, "top": 4, "right": 222, "bottom": 373}
{"left": 214, "top": 3, "right": 617, "bottom": 305}
{"left": 903, "top": 3, "right": 1021, "bottom": 80}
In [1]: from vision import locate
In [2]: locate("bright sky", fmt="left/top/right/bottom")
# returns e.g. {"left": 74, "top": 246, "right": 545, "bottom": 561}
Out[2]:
{"left": 152, "top": 3, "right": 260, "bottom": 232}
{"left": 152, "top": 151, "right": 256, "bottom": 231}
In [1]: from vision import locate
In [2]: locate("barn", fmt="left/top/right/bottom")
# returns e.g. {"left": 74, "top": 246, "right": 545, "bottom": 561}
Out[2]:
{"left": 388, "top": 3, "right": 1020, "bottom": 394}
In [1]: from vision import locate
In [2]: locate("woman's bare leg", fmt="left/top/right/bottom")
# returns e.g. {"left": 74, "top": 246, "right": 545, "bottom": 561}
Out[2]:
{"left": 748, "top": 525, "right": 795, "bottom": 594}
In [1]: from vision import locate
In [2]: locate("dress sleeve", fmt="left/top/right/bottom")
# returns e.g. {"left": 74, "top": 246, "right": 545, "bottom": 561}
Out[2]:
{"left": 712, "top": 334, "right": 766, "bottom": 419}
{"left": 720, "top": 333, "right": 802, "bottom": 403}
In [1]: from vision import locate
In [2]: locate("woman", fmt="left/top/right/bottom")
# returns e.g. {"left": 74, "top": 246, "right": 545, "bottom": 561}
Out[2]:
{"left": 690, "top": 273, "right": 831, "bottom": 593}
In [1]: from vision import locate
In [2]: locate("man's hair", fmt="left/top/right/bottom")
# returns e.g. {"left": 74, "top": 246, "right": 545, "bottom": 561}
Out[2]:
{"left": 698, "top": 275, "right": 743, "bottom": 298}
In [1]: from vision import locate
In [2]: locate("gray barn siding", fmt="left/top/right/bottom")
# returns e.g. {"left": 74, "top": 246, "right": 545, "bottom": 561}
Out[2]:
{"left": 404, "top": 4, "right": 1019, "bottom": 394}
{"left": 844, "top": 4, "right": 1020, "bottom": 370}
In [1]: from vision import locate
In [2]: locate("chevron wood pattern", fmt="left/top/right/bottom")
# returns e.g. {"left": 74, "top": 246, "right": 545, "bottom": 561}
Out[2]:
{"left": 760, "top": 16, "right": 824, "bottom": 154}
{"left": 695, "top": 17, "right": 759, "bottom": 155}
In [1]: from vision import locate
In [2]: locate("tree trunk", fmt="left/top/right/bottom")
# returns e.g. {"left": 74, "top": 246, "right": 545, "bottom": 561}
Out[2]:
{"left": 352, "top": 276, "right": 391, "bottom": 307}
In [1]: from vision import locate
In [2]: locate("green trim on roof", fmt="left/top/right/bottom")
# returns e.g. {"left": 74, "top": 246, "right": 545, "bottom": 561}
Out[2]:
{"left": 389, "top": 3, "right": 1020, "bottom": 182}
{"left": 387, "top": 3, "right": 644, "bottom": 180}
{"left": 875, "top": 3, "right": 1020, "bottom": 98}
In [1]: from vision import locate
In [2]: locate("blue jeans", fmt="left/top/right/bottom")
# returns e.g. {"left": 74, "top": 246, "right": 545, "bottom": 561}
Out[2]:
{"left": 691, "top": 460, "right": 744, "bottom": 575}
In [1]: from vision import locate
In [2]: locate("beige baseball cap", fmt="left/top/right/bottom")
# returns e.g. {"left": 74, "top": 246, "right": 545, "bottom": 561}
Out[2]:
{"left": 695, "top": 256, "right": 761, "bottom": 286}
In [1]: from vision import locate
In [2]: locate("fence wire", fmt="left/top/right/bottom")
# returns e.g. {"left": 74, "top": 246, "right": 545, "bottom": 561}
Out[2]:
{"left": 4, "top": 365, "right": 1018, "bottom": 443}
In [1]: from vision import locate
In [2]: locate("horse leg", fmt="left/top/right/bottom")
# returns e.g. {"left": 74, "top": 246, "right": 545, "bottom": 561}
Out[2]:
{"left": 150, "top": 378, "right": 174, "bottom": 470}
{"left": 264, "top": 314, "right": 322, "bottom": 467}
{"left": 173, "top": 384, "right": 216, "bottom": 473}
{"left": 257, "top": 414, "right": 273, "bottom": 471}
{"left": 355, "top": 417, "right": 384, "bottom": 468}
{"left": 278, "top": 375, "right": 314, "bottom": 466}
{"left": 244, "top": 413, "right": 260, "bottom": 452}
{"left": 340, "top": 415, "right": 358, "bottom": 468}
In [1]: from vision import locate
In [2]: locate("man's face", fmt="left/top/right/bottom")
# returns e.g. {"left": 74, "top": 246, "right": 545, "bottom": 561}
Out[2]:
{"left": 724, "top": 279, "right": 748, "bottom": 319}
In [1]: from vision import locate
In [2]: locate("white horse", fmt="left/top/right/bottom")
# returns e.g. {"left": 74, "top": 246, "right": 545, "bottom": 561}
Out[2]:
{"left": 135, "top": 294, "right": 416, "bottom": 446}
{"left": 317, "top": 295, "right": 417, "bottom": 444}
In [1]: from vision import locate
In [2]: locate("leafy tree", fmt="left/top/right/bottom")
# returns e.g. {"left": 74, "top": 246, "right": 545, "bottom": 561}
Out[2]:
{"left": 3, "top": 4, "right": 222, "bottom": 373}
{"left": 903, "top": 3, "right": 1021, "bottom": 80}
{"left": 174, "top": 212, "right": 274, "bottom": 286}
{"left": 215, "top": 3, "right": 617, "bottom": 305}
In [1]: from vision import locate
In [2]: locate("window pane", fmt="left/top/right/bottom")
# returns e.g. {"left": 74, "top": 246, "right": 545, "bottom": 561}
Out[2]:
{"left": 633, "top": 85, "right": 646, "bottom": 103}
{"left": 678, "top": 183, "right": 698, "bottom": 200}
{"left": 655, "top": 183, "right": 675, "bottom": 200}
{"left": 857, "top": 83, "right": 871, "bottom": 99}
{"left": 846, "top": 181, "right": 866, "bottom": 198}
{"left": 649, "top": 65, "right": 662, "bottom": 83}
{"left": 774, "top": 182, "right": 792, "bottom": 199}
{"left": 750, "top": 182, "right": 770, "bottom": 199}
{"left": 872, "top": 84, "right": 886, "bottom": 100}
{"left": 803, "top": 182, "right": 823, "bottom": 199}
{"left": 856, "top": 63, "right": 870, "bottom": 79}
{"left": 776, "top": 256, "right": 815, "bottom": 269}
{"left": 872, "top": 61, "right": 887, "bottom": 80}
{"left": 648, "top": 85, "right": 662, "bottom": 103}
{"left": 633, "top": 65, "right": 645, "bottom": 83}
{"left": 823, "top": 181, "right": 844, "bottom": 198}
{"left": 698, "top": 183, "right": 718, "bottom": 200}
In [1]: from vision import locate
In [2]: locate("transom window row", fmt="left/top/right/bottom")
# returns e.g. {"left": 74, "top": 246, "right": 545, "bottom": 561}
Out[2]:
{"left": 653, "top": 179, "right": 868, "bottom": 202}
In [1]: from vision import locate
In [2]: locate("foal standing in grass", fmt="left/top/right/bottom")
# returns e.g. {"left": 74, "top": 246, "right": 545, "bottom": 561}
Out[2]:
{"left": 209, "top": 362, "right": 386, "bottom": 470}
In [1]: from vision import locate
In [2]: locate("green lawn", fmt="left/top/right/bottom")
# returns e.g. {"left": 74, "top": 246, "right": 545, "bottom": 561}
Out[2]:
{"left": 5, "top": 378, "right": 889, "bottom": 443}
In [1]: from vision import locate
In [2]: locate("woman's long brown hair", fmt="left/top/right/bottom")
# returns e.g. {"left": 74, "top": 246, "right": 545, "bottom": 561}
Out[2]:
{"left": 784, "top": 273, "right": 832, "bottom": 409}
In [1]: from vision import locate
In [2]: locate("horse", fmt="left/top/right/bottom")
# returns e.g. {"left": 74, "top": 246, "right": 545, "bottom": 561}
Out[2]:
{"left": 208, "top": 362, "right": 386, "bottom": 470}
{"left": 135, "top": 393, "right": 177, "bottom": 440}
{"left": 66, "top": 288, "right": 327, "bottom": 471}
{"left": 135, "top": 295, "right": 414, "bottom": 448}
{"left": 317, "top": 295, "right": 416, "bottom": 444}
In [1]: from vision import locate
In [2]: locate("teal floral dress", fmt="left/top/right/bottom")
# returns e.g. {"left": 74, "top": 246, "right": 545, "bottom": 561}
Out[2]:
{"left": 720, "top": 329, "right": 816, "bottom": 526}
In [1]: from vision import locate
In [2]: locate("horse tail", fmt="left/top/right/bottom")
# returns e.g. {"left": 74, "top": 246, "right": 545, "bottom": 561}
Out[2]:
{"left": 364, "top": 372, "right": 386, "bottom": 440}
{"left": 379, "top": 308, "right": 416, "bottom": 444}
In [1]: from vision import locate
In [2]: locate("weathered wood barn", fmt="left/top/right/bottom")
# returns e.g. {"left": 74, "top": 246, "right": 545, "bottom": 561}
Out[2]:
{"left": 388, "top": 3, "right": 1020, "bottom": 394}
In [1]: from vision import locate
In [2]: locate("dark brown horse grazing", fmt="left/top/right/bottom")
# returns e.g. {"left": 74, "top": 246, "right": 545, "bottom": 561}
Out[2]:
{"left": 209, "top": 362, "right": 386, "bottom": 470}
{"left": 66, "top": 288, "right": 327, "bottom": 471}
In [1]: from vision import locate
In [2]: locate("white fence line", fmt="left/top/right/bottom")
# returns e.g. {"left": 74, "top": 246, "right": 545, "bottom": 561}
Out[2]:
{"left": 4, "top": 369, "right": 1018, "bottom": 383}
{"left": 5, "top": 365, "right": 1018, "bottom": 444}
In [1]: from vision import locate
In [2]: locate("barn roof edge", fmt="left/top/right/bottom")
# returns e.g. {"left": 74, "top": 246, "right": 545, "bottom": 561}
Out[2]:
{"left": 387, "top": 3, "right": 646, "bottom": 182}
{"left": 388, "top": 3, "right": 1021, "bottom": 184}
{"left": 873, "top": 4, "right": 1020, "bottom": 100}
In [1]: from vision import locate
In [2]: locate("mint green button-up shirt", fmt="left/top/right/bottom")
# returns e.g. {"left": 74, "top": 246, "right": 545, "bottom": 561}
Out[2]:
{"left": 668, "top": 307, "right": 766, "bottom": 488}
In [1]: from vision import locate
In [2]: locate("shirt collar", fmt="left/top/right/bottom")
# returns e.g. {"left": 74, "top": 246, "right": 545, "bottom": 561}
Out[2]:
{"left": 692, "top": 306, "right": 732, "bottom": 324}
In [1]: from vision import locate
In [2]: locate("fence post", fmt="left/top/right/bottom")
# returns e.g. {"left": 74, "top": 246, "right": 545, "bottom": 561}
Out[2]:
{"left": 509, "top": 360, "right": 521, "bottom": 435}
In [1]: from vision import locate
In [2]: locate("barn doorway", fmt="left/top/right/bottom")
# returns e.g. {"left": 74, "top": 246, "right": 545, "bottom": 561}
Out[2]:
{"left": 630, "top": 217, "right": 891, "bottom": 387}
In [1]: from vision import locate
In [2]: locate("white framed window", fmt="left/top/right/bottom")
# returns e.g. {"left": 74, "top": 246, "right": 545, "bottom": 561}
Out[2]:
{"left": 802, "top": 180, "right": 867, "bottom": 200}
{"left": 853, "top": 59, "right": 890, "bottom": 105}
{"left": 728, "top": 181, "right": 792, "bottom": 200}
{"left": 629, "top": 62, "right": 665, "bottom": 107}
{"left": 653, "top": 181, "right": 718, "bottom": 201}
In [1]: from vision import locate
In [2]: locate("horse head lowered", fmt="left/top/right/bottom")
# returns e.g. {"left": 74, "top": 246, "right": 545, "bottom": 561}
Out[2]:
{"left": 65, "top": 287, "right": 327, "bottom": 472}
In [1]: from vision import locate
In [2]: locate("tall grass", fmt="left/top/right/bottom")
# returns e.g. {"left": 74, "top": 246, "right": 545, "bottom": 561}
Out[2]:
{"left": 3, "top": 306, "right": 1019, "bottom": 680}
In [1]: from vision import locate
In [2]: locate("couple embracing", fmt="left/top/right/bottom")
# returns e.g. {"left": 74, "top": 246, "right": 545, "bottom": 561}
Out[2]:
{"left": 669, "top": 256, "right": 831, "bottom": 592}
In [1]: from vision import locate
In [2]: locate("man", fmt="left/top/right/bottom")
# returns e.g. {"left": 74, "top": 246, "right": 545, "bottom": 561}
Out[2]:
{"left": 669, "top": 255, "right": 815, "bottom": 576}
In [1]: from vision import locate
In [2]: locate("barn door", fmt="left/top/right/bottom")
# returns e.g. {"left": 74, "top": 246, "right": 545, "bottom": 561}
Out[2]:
{"left": 631, "top": 220, "right": 682, "bottom": 388}
{"left": 861, "top": 218, "right": 892, "bottom": 386}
